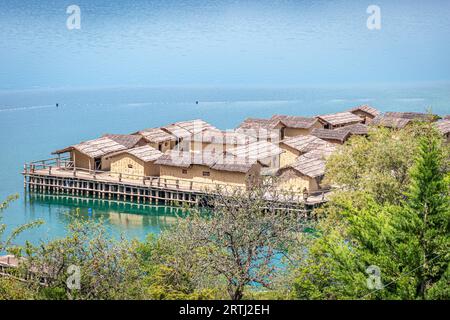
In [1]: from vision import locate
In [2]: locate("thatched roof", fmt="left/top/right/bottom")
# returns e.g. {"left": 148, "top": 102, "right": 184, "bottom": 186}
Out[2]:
{"left": 311, "top": 128, "right": 351, "bottom": 143}
{"left": 335, "top": 123, "right": 369, "bottom": 136}
{"left": 289, "top": 155, "right": 326, "bottom": 178}
{"left": 155, "top": 150, "right": 260, "bottom": 173}
{"left": 384, "top": 111, "right": 436, "bottom": 120}
{"left": 348, "top": 105, "right": 380, "bottom": 117}
{"left": 316, "top": 112, "right": 363, "bottom": 126}
{"left": 279, "top": 144, "right": 335, "bottom": 178}
{"left": 227, "top": 140, "right": 284, "bottom": 161}
{"left": 236, "top": 118, "right": 280, "bottom": 130}
{"left": 435, "top": 119, "right": 450, "bottom": 135}
{"left": 53, "top": 134, "right": 144, "bottom": 158}
{"left": 188, "top": 129, "right": 256, "bottom": 145}
{"left": 371, "top": 115, "right": 412, "bottom": 129}
{"left": 107, "top": 145, "right": 163, "bottom": 163}
{"left": 135, "top": 127, "right": 177, "bottom": 143}
{"left": 163, "top": 119, "right": 218, "bottom": 139}
{"left": 270, "top": 115, "right": 319, "bottom": 129}
{"left": 281, "top": 135, "right": 333, "bottom": 153}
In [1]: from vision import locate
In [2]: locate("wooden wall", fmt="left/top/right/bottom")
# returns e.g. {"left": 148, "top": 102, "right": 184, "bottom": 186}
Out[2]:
{"left": 110, "top": 154, "right": 160, "bottom": 179}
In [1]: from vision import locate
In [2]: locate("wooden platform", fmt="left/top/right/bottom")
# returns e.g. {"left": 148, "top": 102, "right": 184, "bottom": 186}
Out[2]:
{"left": 22, "top": 158, "right": 329, "bottom": 212}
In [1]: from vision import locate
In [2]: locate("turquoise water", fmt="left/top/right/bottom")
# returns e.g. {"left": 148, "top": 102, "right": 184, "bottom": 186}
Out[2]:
{"left": 0, "top": 84, "right": 449, "bottom": 245}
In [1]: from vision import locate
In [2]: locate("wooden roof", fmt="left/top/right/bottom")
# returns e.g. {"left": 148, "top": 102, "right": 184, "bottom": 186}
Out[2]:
{"left": 290, "top": 155, "right": 326, "bottom": 178}
{"left": 155, "top": 150, "right": 260, "bottom": 173}
{"left": 311, "top": 128, "right": 351, "bottom": 143}
{"left": 235, "top": 118, "right": 282, "bottom": 140}
{"left": 135, "top": 127, "right": 177, "bottom": 143}
{"left": 270, "top": 114, "right": 318, "bottom": 129}
{"left": 107, "top": 145, "right": 163, "bottom": 163}
{"left": 348, "top": 105, "right": 380, "bottom": 117}
{"left": 435, "top": 119, "right": 450, "bottom": 135}
{"left": 279, "top": 144, "right": 336, "bottom": 178}
{"left": 371, "top": 115, "right": 412, "bottom": 129}
{"left": 316, "top": 111, "right": 363, "bottom": 126}
{"left": 53, "top": 134, "right": 143, "bottom": 158}
{"left": 188, "top": 129, "right": 256, "bottom": 145}
{"left": 162, "top": 119, "right": 219, "bottom": 139}
{"left": 335, "top": 123, "right": 369, "bottom": 136}
{"left": 384, "top": 111, "right": 436, "bottom": 120}
{"left": 227, "top": 140, "right": 284, "bottom": 161}
{"left": 281, "top": 135, "right": 333, "bottom": 153}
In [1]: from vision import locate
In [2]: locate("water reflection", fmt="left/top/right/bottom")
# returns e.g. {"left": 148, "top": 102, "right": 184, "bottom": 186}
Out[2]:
{"left": 27, "top": 192, "right": 186, "bottom": 236}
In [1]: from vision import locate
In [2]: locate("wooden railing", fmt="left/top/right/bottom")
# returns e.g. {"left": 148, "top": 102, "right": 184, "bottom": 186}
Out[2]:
{"left": 23, "top": 158, "right": 330, "bottom": 202}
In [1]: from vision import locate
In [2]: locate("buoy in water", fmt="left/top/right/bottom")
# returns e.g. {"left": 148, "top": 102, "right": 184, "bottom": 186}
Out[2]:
{"left": 56, "top": 103, "right": 59, "bottom": 107}
{"left": 195, "top": 101, "right": 199, "bottom": 105}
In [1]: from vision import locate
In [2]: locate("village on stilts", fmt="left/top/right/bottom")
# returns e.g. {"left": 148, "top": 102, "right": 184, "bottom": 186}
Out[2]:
{"left": 22, "top": 106, "right": 450, "bottom": 212}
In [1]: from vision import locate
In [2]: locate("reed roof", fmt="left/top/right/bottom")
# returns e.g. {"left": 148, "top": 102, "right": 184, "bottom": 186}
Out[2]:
{"left": 188, "top": 129, "right": 256, "bottom": 145}
{"left": 371, "top": 115, "right": 412, "bottom": 129}
{"left": 53, "top": 134, "right": 143, "bottom": 158}
{"left": 162, "top": 119, "right": 218, "bottom": 139}
{"left": 316, "top": 111, "right": 363, "bottom": 126}
{"left": 108, "top": 145, "right": 163, "bottom": 163}
{"left": 435, "top": 119, "right": 450, "bottom": 135}
{"left": 335, "top": 123, "right": 369, "bottom": 136}
{"left": 135, "top": 127, "right": 177, "bottom": 143}
{"left": 227, "top": 140, "right": 284, "bottom": 161}
{"left": 281, "top": 135, "right": 332, "bottom": 153}
{"left": 311, "top": 128, "right": 351, "bottom": 143}
{"left": 348, "top": 105, "right": 380, "bottom": 117}
{"left": 270, "top": 114, "right": 319, "bottom": 129}
{"left": 384, "top": 111, "right": 436, "bottom": 120}
{"left": 155, "top": 150, "right": 259, "bottom": 173}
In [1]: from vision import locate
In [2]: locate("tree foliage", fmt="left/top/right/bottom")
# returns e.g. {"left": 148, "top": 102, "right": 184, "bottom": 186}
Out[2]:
{"left": 293, "top": 127, "right": 449, "bottom": 300}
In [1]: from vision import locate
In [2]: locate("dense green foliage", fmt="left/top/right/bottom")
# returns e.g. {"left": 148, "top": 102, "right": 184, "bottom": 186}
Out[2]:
{"left": 292, "top": 125, "right": 449, "bottom": 299}
{"left": 0, "top": 124, "right": 448, "bottom": 300}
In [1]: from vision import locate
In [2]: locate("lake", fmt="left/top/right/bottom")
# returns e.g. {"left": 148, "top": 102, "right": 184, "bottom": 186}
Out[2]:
{"left": 0, "top": 84, "right": 449, "bottom": 245}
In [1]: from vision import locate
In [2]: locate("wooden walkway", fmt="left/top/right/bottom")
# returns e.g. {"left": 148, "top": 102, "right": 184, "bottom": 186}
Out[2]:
{"left": 22, "top": 158, "right": 329, "bottom": 212}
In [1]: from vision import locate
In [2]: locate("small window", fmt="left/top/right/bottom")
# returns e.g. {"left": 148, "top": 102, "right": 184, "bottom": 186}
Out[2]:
{"left": 182, "top": 169, "right": 188, "bottom": 174}
{"left": 202, "top": 171, "right": 210, "bottom": 177}
{"left": 128, "top": 164, "right": 133, "bottom": 169}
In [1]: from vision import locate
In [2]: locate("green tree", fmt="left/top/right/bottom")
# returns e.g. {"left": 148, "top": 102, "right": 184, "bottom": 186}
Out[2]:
{"left": 21, "top": 215, "right": 144, "bottom": 300}
{"left": 292, "top": 128, "right": 449, "bottom": 300}
{"left": 139, "top": 184, "right": 309, "bottom": 300}
{"left": 391, "top": 133, "right": 449, "bottom": 299}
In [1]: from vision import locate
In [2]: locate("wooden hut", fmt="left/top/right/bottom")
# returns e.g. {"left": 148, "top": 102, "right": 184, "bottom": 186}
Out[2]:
{"left": 311, "top": 128, "right": 351, "bottom": 144}
{"left": 235, "top": 118, "right": 283, "bottom": 142}
{"left": 53, "top": 134, "right": 146, "bottom": 171}
{"left": 371, "top": 112, "right": 438, "bottom": 129}
{"left": 277, "top": 150, "right": 330, "bottom": 193}
{"left": 316, "top": 111, "right": 363, "bottom": 129}
{"left": 226, "top": 140, "right": 284, "bottom": 170}
{"left": 162, "top": 119, "right": 219, "bottom": 151}
{"left": 279, "top": 135, "right": 333, "bottom": 167}
{"left": 335, "top": 123, "right": 369, "bottom": 137}
{"left": 188, "top": 129, "right": 256, "bottom": 153}
{"left": 270, "top": 115, "right": 323, "bottom": 138}
{"left": 155, "top": 150, "right": 264, "bottom": 190}
{"left": 348, "top": 105, "right": 380, "bottom": 124}
{"left": 106, "top": 145, "right": 163, "bottom": 179}
{"left": 134, "top": 127, "right": 177, "bottom": 152}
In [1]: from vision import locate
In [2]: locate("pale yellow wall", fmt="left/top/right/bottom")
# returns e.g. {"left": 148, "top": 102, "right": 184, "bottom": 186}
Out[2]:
{"left": 109, "top": 154, "right": 160, "bottom": 179}
{"left": 159, "top": 163, "right": 261, "bottom": 190}
{"left": 71, "top": 150, "right": 94, "bottom": 170}
{"left": 279, "top": 145, "right": 300, "bottom": 167}
{"left": 277, "top": 168, "right": 320, "bottom": 193}
{"left": 284, "top": 122, "right": 323, "bottom": 138}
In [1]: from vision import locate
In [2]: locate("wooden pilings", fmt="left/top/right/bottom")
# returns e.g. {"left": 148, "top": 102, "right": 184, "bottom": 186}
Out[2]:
{"left": 24, "top": 172, "right": 202, "bottom": 207}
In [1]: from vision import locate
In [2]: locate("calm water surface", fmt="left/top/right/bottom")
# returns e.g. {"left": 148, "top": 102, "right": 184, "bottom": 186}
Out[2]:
{"left": 0, "top": 84, "right": 449, "bottom": 245}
